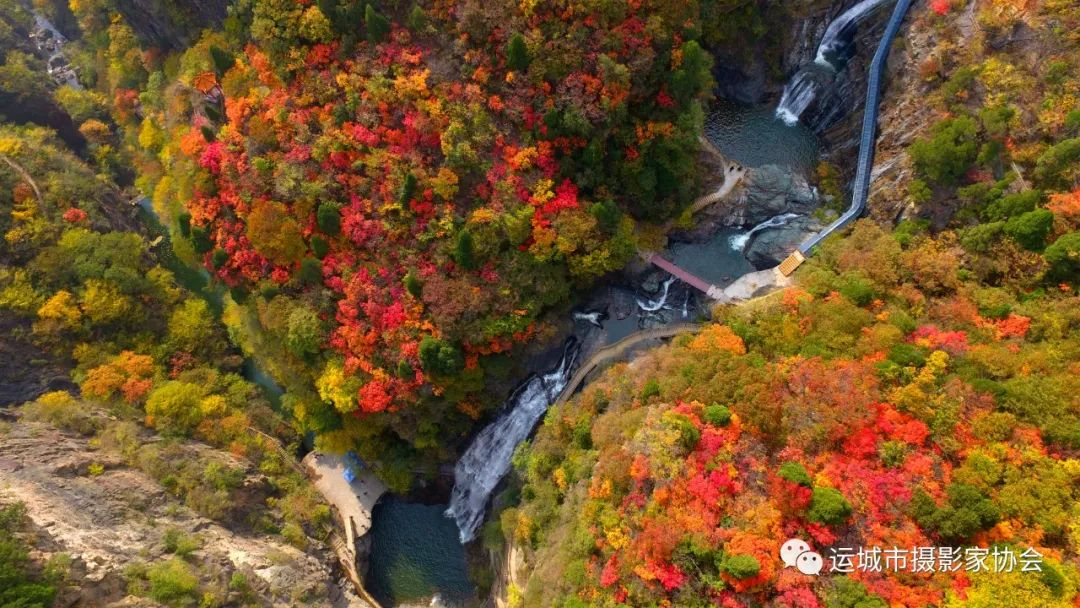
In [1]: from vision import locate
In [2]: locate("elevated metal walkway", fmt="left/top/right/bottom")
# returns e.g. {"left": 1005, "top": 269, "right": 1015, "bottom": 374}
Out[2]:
{"left": 653, "top": 0, "right": 914, "bottom": 283}
{"left": 781, "top": 0, "right": 914, "bottom": 273}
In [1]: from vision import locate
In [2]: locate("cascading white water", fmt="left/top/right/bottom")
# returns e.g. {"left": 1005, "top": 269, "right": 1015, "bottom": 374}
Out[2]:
{"left": 635, "top": 276, "right": 677, "bottom": 312}
{"left": 815, "top": 0, "right": 894, "bottom": 67}
{"left": 729, "top": 213, "right": 801, "bottom": 252}
{"left": 775, "top": 0, "right": 895, "bottom": 124}
{"left": 775, "top": 71, "right": 819, "bottom": 126}
{"left": 445, "top": 340, "right": 580, "bottom": 543}
{"left": 572, "top": 310, "right": 606, "bottom": 328}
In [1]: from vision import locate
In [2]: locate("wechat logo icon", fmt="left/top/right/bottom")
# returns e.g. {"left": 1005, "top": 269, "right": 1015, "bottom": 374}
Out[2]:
{"left": 781, "top": 538, "right": 824, "bottom": 576}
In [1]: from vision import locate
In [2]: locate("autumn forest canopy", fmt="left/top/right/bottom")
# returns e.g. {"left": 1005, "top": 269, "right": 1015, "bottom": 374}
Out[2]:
{"left": 1, "top": 0, "right": 1080, "bottom": 605}
{"left": 46, "top": 0, "right": 734, "bottom": 478}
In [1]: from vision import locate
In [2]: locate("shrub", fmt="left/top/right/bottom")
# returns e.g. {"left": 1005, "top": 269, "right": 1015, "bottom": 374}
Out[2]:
{"left": 826, "top": 577, "right": 888, "bottom": 608}
{"left": 909, "top": 116, "right": 979, "bottom": 185}
{"left": 908, "top": 178, "right": 932, "bottom": 204}
{"left": 879, "top": 441, "right": 908, "bottom": 468}
{"left": 893, "top": 219, "right": 930, "bottom": 247}
{"left": 665, "top": 413, "right": 700, "bottom": 451}
{"left": 0, "top": 503, "right": 57, "bottom": 607}
{"left": 146, "top": 558, "right": 199, "bottom": 605}
{"left": 1034, "top": 138, "right": 1080, "bottom": 189}
{"left": 959, "top": 221, "right": 1004, "bottom": 253}
{"left": 1066, "top": 109, "right": 1080, "bottom": 134}
{"left": 641, "top": 379, "right": 661, "bottom": 401}
{"left": 419, "top": 337, "right": 463, "bottom": 375}
{"left": 983, "top": 190, "right": 1041, "bottom": 221}
{"left": 703, "top": 403, "right": 732, "bottom": 427}
{"left": 1040, "top": 562, "right": 1065, "bottom": 597}
{"left": 315, "top": 203, "right": 341, "bottom": 235}
{"left": 888, "top": 343, "right": 927, "bottom": 367}
{"left": 910, "top": 483, "right": 998, "bottom": 541}
{"left": 778, "top": 462, "right": 813, "bottom": 487}
{"left": 940, "top": 66, "right": 979, "bottom": 102}
{"left": 162, "top": 528, "right": 200, "bottom": 557}
{"left": 719, "top": 554, "right": 760, "bottom": 579}
{"left": 21, "top": 391, "right": 99, "bottom": 435}
{"left": 838, "top": 273, "right": 876, "bottom": 307}
{"left": 144, "top": 382, "right": 205, "bottom": 435}
{"left": 1044, "top": 232, "right": 1080, "bottom": 283}
{"left": 808, "top": 487, "right": 852, "bottom": 525}
{"left": 1003, "top": 209, "right": 1053, "bottom": 251}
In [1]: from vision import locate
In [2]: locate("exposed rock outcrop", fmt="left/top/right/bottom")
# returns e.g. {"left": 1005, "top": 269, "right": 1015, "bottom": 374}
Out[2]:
{"left": 0, "top": 315, "right": 76, "bottom": 406}
{"left": 744, "top": 215, "right": 825, "bottom": 268}
{"left": 0, "top": 417, "right": 364, "bottom": 607}
{"left": 678, "top": 164, "right": 819, "bottom": 241}
{"left": 113, "top": 0, "right": 227, "bottom": 50}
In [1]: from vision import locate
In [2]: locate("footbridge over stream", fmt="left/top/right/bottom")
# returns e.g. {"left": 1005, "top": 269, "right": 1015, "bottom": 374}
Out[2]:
{"left": 648, "top": 0, "right": 913, "bottom": 296}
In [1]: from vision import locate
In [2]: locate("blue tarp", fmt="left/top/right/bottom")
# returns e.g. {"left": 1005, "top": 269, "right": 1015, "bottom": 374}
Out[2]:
{"left": 345, "top": 451, "right": 367, "bottom": 470}
{"left": 342, "top": 467, "right": 356, "bottom": 483}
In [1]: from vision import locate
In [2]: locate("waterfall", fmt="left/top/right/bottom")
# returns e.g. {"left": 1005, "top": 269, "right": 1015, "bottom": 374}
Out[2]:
{"left": 635, "top": 277, "right": 677, "bottom": 312}
{"left": 775, "top": 71, "right": 819, "bottom": 126}
{"left": 729, "top": 213, "right": 801, "bottom": 252}
{"left": 445, "top": 339, "right": 580, "bottom": 543}
{"left": 815, "top": 0, "right": 894, "bottom": 68}
{"left": 573, "top": 310, "right": 607, "bottom": 328}
{"left": 775, "top": 0, "right": 895, "bottom": 124}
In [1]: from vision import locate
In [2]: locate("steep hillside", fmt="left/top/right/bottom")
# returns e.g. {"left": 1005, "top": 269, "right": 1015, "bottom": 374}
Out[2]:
{"left": 506, "top": 220, "right": 1080, "bottom": 607}
{"left": 0, "top": 124, "right": 357, "bottom": 606}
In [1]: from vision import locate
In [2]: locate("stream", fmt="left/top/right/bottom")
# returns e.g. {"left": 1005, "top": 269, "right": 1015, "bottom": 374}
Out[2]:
{"left": 135, "top": 199, "right": 283, "bottom": 405}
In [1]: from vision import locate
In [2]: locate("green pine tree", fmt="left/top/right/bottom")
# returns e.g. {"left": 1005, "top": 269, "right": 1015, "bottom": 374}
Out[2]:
{"left": 366, "top": 4, "right": 391, "bottom": 44}
{"left": 506, "top": 33, "right": 530, "bottom": 71}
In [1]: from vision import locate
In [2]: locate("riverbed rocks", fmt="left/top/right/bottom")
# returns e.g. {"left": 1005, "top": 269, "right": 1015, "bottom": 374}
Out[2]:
{"left": 744, "top": 214, "right": 826, "bottom": 268}
{"left": 675, "top": 163, "right": 820, "bottom": 242}
{"left": 742, "top": 165, "right": 820, "bottom": 222}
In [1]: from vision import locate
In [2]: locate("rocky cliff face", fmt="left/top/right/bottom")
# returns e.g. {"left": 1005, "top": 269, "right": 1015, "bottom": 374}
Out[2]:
{"left": 864, "top": 0, "right": 943, "bottom": 224}
{"left": 113, "top": 0, "right": 227, "bottom": 50}
{"left": 0, "top": 415, "right": 364, "bottom": 607}
{"left": 711, "top": 0, "right": 886, "bottom": 112}
{"left": 0, "top": 316, "right": 77, "bottom": 406}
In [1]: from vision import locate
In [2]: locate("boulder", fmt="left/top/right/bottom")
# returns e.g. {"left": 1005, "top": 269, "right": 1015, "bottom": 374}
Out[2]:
{"left": 740, "top": 164, "right": 820, "bottom": 224}
{"left": 744, "top": 215, "right": 824, "bottom": 269}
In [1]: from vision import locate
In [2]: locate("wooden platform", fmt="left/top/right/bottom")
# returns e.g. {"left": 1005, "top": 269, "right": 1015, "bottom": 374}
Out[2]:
{"left": 777, "top": 250, "right": 805, "bottom": 277}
